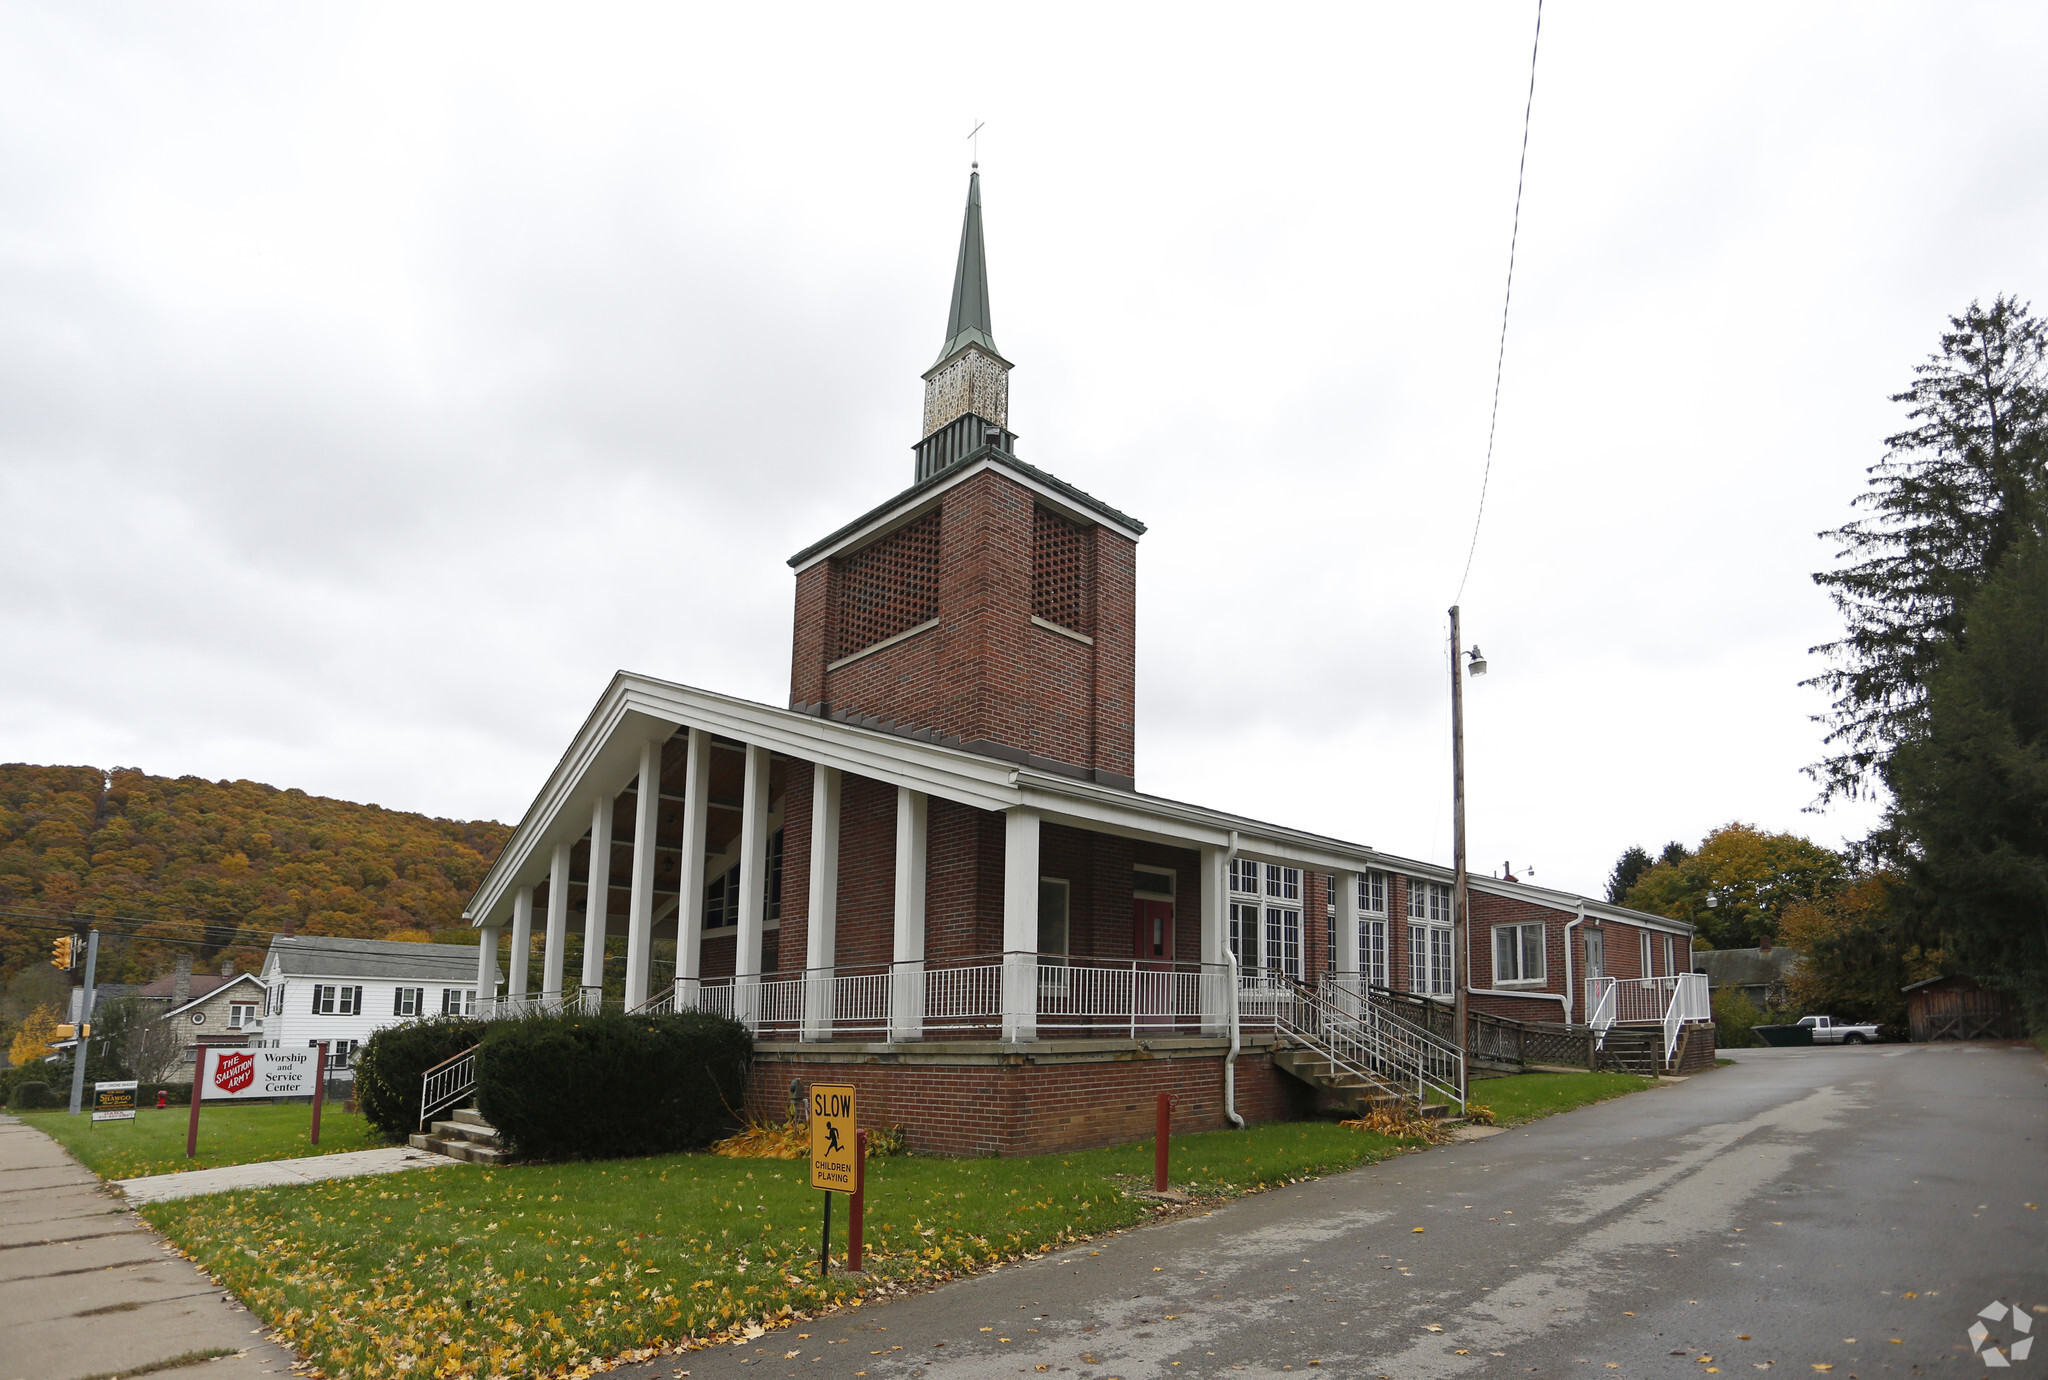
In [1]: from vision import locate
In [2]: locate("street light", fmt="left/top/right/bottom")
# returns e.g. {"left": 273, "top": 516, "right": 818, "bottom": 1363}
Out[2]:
{"left": 1448, "top": 607, "right": 1487, "bottom": 1110}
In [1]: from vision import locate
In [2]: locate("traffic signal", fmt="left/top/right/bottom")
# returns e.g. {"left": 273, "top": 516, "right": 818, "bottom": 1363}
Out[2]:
{"left": 52, "top": 936, "right": 74, "bottom": 970}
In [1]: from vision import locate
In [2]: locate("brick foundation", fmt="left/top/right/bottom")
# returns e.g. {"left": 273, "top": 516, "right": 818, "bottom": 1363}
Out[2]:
{"left": 743, "top": 1038, "right": 1310, "bottom": 1157}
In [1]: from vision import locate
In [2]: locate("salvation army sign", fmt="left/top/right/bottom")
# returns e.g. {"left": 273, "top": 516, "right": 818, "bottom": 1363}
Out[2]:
{"left": 200, "top": 1047, "right": 316, "bottom": 1100}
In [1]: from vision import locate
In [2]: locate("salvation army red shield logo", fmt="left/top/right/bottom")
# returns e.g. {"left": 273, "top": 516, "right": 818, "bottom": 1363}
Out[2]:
{"left": 213, "top": 1052, "right": 255, "bottom": 1094}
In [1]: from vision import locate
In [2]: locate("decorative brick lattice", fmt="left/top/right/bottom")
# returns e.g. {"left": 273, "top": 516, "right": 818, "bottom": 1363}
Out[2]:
{"left": 832, "top": 512, "right": 941, "bottom": 660}
{"left": 1032, "top": 506, "right": 1093, "bottom": 636}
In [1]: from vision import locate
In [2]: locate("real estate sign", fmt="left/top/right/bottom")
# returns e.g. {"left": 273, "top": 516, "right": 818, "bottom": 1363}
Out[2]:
{"left": 199, "top": 1048, "right": 316, "bottom": 1101}
{"left": 91, "top": 1080, "right": 137, "bottom": 1123}
{"left": 809, "top": 1083, "right": 857, "bottom": 1191}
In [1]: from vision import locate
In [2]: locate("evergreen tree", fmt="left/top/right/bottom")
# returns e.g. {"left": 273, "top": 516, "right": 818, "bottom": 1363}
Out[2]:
{"left": 1606, "top": 845, "right": 1654, "bottom": 903}
{"left": 1808, "top": 296, "right": 2048, "bottom": 802}
{"left": 1884, "top": 534, "right": 2048, "bottom": 1023}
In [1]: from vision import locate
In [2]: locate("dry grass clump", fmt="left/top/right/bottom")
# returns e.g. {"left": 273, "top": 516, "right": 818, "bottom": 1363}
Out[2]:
{"left": 711, "top": 1116, "right": 807, "bottom": 1160}
{"left": 1338, "top": 1103, "right": 1454, "bottom": 1143}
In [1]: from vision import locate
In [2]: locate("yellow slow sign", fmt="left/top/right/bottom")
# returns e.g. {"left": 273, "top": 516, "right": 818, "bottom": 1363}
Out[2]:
{"left": 809, "top": 1083, "right": 857, "bottom": 1191}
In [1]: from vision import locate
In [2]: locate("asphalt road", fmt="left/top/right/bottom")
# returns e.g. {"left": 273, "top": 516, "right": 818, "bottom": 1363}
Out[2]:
{"left": 632, "top": 1043, "right": 2048, "bottom": 1380}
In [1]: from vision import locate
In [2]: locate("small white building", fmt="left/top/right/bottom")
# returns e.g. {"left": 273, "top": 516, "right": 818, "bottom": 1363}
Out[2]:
{"left": 253, "top": 935, "right": 503, "bottom": 1067}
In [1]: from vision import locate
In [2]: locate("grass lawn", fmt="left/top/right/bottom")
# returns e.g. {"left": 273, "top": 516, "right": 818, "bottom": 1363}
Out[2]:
{"left": 133, "top": 1068, "right": 1660, "bottom": 1380}
{"left": 1467, "top": 1070, "right": 1658, "bottom": 1126}
{"left": 20, "top": 1103, "right": 384, "bottom": 1180}
{"left": 140, "top": 1121, "right": 1421, "bottom": 1380}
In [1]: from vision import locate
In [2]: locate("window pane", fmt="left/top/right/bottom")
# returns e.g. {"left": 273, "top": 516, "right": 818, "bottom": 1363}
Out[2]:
{"left": 1037, "top": 879, "right": 1070, "bottom": 956}
{"left": 1495, "top": 926, "right": 1516, "bottom": 982}
{"left": 1523, "top": 925, "right": 1545, "bottom": 982}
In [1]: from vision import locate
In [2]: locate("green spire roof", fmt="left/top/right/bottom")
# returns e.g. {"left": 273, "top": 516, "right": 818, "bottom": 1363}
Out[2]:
{"left": 935, "top": 170, "right": 1000, "bottom": 365}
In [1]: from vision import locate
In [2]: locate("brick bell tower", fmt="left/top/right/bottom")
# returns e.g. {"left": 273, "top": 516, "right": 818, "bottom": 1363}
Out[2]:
{"left": 788, "top": 169, "right": 1143, "bottom": 790}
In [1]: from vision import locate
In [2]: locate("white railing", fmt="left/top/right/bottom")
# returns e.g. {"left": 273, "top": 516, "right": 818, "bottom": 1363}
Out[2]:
{"left": 1312, "top": 977, "right": 1466, "bottom": 1113}
{"left": 1586, "top": 973, "right": 1710, "bottom": 1065}
{"left": 1035, "top": 957, "right": 1211, "bottom": 1035}
{"left": 417, "top": 1044, "right": 479, "bottom": 1132}
{"left": 655, "top": 956, "right": 1219, "bottom": 1042}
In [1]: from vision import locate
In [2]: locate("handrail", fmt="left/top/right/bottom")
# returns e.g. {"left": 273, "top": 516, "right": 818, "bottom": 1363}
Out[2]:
{"left": 418, "top": 1043, "right": 480, "bottom": 1132}
{"left": 1278, "top": 976, "right": 1465, "bottom": 1115}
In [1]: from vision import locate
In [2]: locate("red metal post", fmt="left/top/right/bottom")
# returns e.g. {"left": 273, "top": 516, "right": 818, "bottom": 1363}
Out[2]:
{"left": 1154, "top": 1091, "right": 1170, "bottom": 1191}
{"left": 310, "top": 1042, "right": 328, "bottom": 1146}
{"left": 848, "top": 1130, "right": 867, "bottom": 1272}
{"left": 185, "top": 1044, "right": 206, "bottom": 1159}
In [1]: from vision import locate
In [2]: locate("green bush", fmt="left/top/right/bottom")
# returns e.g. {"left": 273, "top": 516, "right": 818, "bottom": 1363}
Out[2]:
{"left": 353, "top": 1016, "right": 488, "bottom": 1140}
{"left": 8, "top": 1081, "right": 58, "bottom": 1110}
{"left": 476, "top": 1011, "right": 750, "bottom": 1161}
{"left": 1712, "top": 987, "right": 1764, "bottom": 1048}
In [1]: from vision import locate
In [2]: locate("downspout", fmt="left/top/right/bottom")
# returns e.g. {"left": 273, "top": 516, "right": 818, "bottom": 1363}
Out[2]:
{"left": 1223, "top": 832, "right": 1245, "bottom": 1129}
{"left": 1563, "top": 902, "right": 1587, "bottom": 1024}
{"left": 1224, "top": 950, "right": 1246, "bottom": 1129}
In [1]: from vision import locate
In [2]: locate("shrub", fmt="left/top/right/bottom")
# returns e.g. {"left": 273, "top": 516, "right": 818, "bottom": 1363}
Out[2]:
{"left": 353, "top": 1016, "right": 488, "bottom": 1140}
{"left": 1712, "top": 987, "right": 1764, "bottom": 1048}
{"left": 8, "top": 1080, "right": 58, "bottom": 1110}
{"left": 476, "top": 1010, "right": 750, "bottom": 1161}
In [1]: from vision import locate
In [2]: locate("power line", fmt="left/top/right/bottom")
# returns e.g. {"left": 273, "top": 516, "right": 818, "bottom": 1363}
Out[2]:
{"left": 1453, "top": 0, "right": 1545, "bottom": 605}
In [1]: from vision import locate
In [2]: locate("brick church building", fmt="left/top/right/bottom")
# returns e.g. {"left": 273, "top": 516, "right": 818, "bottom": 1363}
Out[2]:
{"left": 461, "top": 172, "right": 1704, "bottom": 1154}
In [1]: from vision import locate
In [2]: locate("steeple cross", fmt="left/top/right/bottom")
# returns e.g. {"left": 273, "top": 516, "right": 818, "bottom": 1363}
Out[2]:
{"left": 967, "top": 119, "right": 985, "bottom": 169}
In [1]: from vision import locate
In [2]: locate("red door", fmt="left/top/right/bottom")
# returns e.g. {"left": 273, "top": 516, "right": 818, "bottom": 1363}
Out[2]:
{"left": 1133, "top": 899, "right": 1175, "bottom": 1026}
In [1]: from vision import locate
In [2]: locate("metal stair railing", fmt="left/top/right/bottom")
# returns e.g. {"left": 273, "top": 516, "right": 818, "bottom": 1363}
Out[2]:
{"left": 1280, "top": 977, "right": 1465, "bottom": 1115}
{"left": 418, "top": 1043, "right": 480, "bottom": 1133}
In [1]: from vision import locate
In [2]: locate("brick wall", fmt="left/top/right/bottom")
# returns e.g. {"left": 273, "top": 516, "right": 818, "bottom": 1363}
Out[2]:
{"left": 789, "top": 467, "right": 1138, "bottom": 785}
{"left": 745, "top": 1044, "right": 1309, "bottom": 1157}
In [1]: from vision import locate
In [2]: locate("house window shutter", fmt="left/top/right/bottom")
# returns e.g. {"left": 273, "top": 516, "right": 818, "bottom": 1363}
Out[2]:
{"left": 310, "top": 985, "right": 322, "bottom": 1014}
{"left": 393, "top": 988, "right": 404, "bottom": 1016}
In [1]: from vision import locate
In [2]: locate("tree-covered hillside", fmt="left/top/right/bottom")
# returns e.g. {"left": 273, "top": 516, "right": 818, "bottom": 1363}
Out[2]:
{"left": 0, "top": 764, "right": 510, "bottom": 996}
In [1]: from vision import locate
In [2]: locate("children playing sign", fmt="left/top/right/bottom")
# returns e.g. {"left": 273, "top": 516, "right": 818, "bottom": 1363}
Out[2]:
{"left": 199, "top": 1047, "right": 316, "bottom": 1100}
{"left": 809, "top": 1083, "right": 857, "bottom": 1191}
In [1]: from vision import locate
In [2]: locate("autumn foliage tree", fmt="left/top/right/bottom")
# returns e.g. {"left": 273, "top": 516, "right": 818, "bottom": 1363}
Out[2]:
{"left": 1621, "top": 823, "right": 1847, "bottom": 950}
{"left": 1779, "top": 874, "right": 1937, "bottom": 1033}
{"left": 0, "top": 765, "right": 510, "bottom": 994}
{"left": 8, "top": 1005, "right": 60, "bottom": 1067}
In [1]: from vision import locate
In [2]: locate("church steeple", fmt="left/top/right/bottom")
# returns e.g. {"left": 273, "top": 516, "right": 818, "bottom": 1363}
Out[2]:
{"left": 917, "top": 169, "right": 1015, "bottom": 482}
{"left": 936, "top": 169, "right": 998, "bottom": 363}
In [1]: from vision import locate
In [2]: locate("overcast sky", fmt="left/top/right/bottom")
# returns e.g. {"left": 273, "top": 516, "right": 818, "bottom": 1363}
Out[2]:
{"left": 4, "top": 3, "right": 2045, "bottom": 898}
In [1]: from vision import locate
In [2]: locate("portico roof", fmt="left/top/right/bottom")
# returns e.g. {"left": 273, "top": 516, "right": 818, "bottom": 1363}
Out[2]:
{"left": 462, "top": 670, "right": 1688, "bottom": 938}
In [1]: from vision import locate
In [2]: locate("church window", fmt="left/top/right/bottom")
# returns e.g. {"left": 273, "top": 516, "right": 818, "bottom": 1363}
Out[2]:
{"left": 1032, "top": 505, "right": 1093, "bottom": 635}
{"left": 831, "top": 512, "right": 941, "bottom": 660}
{"left": 1408, "top": 879, "right": 1453, "bottom": 997}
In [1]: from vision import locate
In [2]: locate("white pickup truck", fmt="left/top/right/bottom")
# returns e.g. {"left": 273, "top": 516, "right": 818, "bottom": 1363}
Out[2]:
{"left": 1796, "top": 1015, "right": 1883, "bottom": 1045}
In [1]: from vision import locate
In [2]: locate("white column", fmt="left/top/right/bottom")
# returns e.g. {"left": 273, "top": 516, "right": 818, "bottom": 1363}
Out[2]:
{"left": 508, "top": 885, "right": 533, "bottom": 1004}
{"left": 674, "top": 728, "right": 710, "bottom": 1007}
{"left": 1199, "top": 844, "right": 1231, "bottom": 1036}
{"left": 624, "top": 735, "right": 666, "bottom": 1011}
{"left": 1001, "top": 807, "right": 1040, "bottom": 1042}
{"left": 580, "top": 794, "right": 614, "bottom": 1008}
{"left": 475, "top": 924, "right": 500, "bottom": 1013}
{"left": 803, "top": 766, "right": 842, "bottom": 1041}
{"left": 1334, "top": 869, "right": 1362, "bottom": 1020}
{"left": 734, "top": 743, "right": 771, "bottom": 1028}
{"left": 543, "top": 840, "right": 573, "bottom": 1005}
{"left": 890, "top": 787, "right": 928, "bottom": 1042}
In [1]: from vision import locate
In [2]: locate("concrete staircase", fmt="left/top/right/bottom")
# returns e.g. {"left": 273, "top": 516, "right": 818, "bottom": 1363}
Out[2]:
{"left": 1272, "top": 1044, "right": 1455, "bottom": 1119}
{"left": 408, "top": 1107, "right": 508, "bottom": 1164}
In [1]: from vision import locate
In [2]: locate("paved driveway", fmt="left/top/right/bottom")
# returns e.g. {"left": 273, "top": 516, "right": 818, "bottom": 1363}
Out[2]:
{"left": 638, "top": 1043, "right": 2047, "bottom": 1379}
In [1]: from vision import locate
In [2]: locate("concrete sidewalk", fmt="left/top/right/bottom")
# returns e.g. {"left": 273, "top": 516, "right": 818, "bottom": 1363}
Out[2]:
{"left": 0, "top": 1113, "right": 299, "bottom": 1380}
{"left": 118, "top": 1144, "right": 460, "bottom": 1204}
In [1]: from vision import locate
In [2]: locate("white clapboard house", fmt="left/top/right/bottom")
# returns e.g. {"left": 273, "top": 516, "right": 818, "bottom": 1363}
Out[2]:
{"left": 252, "top": 935, "right": 504, "bottom": 1069}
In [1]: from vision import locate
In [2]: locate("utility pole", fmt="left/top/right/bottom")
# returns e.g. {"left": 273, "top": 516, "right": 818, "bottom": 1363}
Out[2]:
{"left": 1448, "top": 606, "right": 1471, "bottom": 1109}
{"left": 66, "top": 928, "right": 100, "bottom": 1116}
